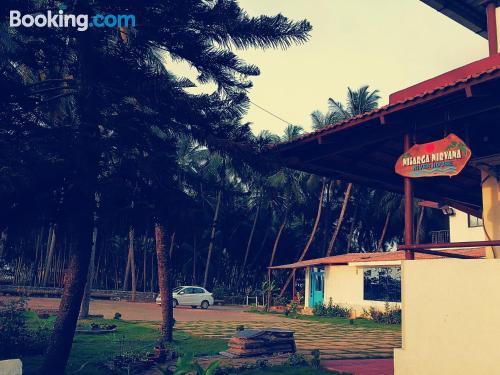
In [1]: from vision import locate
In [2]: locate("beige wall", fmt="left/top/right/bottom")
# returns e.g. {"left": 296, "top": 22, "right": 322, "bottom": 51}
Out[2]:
{"left": 395, "top": 259, "right": 500, "bottom": 375}
{"left": 481, "top": 170, "right": 500, "bottom": 258}
{"left": 449, "top": 209, "right": 485, "bottom": 243}
{"left": 323, "top": 265, "right": 400, "bottom": 316}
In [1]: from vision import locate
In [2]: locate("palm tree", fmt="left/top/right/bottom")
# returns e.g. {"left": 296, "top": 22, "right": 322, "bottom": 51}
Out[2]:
{"left": 320, "top": 86, "right": 380, "bottom": 256}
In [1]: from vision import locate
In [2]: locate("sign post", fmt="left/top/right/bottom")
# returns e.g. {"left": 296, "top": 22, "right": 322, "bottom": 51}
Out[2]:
{"left": 395, "top": 134, "right": 471, "bottom": 178}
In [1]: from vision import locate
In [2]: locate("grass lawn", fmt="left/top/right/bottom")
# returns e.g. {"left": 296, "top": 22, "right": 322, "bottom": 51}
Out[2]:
{"left": 247, "top": 308, "right": 401, "bottom": 331}
{"left": 22, "top": 312, "right": 227, "bottom": 375}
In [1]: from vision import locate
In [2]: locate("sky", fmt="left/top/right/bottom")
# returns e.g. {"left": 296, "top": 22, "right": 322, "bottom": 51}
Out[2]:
{"left": 168, "top": 0, "right": 491, "bottom": 136}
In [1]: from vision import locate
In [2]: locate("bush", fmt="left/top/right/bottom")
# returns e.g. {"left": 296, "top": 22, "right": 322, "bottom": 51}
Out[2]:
{"left": 363, "top": 302, "right": 401, "bottom": 324}
{"left": 114, "top": 312, "right": 122, "bottom": 320}
{"left": 0, "top": 298, "right": 49, "bottom": 359}
{"left": 284, "top": 353, "right": 307, "bottom": 367}
{"left": 313, "top": 298, "right": 351, "bottom": 318}
{"left": 310, "top": 349, "right": 321, "bottom": 369}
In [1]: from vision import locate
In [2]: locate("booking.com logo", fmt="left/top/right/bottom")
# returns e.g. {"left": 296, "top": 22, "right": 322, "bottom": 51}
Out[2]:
{"left": 9, "top": 4, "right": 135, "bottom": 32}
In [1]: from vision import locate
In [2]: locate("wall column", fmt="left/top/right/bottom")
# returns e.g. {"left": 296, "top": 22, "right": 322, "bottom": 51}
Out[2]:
{"left": 404, "top": 134, "right": 415, "bottom": 260}
{"left": 486, "top": 1, "right": 498, "bottom": 56}
{"left": 481, "top": 169, "right": 500, "bottom": 258}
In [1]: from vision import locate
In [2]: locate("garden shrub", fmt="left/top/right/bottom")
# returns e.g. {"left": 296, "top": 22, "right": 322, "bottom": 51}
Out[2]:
{"left": 313, "top": 298, "right": 351, "bottom": 318}
{"left": 363, "top": 302, "right": 401, "bottom": 324}
{"left": 310, "top": 349, "right": 321, "bottom": 369}
{"left": 284, "top": 353, "right": 308, "bottom": 367}
{"left": 0, "top": 298, "right": 50, "bottom": 359}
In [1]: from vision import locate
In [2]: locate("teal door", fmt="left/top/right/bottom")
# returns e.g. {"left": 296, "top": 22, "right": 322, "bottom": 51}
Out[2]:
{"left": 309, "top": 267, "right": 325, "bottom": 307}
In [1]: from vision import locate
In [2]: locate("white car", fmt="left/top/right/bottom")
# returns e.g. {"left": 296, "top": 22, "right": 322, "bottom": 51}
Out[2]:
{"left": 156, "top": 286, "right": 214, "bottom": 309}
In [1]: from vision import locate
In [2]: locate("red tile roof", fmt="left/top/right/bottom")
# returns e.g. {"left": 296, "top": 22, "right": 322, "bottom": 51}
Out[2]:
{"left": 269, "top": 248, "right": 485, "bottom": 269}
{"left": 271, "top": 64, "right": 500, "bottom": 150}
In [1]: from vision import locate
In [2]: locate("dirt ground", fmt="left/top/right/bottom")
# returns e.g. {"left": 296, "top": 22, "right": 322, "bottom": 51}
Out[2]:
{"left": 17, "top": 297, "right": 286, "bottom": 322}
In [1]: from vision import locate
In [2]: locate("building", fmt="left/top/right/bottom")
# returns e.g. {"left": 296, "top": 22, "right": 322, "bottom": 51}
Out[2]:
{"left": 268, "top": 1, "right": 500, "bottom": 373}
{"left": 271, "top": 211, "right": 486, "bottom": 316}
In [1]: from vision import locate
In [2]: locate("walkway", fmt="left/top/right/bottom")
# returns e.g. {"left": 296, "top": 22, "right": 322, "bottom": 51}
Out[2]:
{"left": 176, "top": 319, "right": 401, "bottom": 360}
{"left": 322, "top": 359, "right": 394, "bottom": 375}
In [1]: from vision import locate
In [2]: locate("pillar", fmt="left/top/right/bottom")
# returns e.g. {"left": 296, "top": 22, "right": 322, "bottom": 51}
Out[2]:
{"left": 486, "top": 1, "right": 498, "bottom": 56}
{"left": 404, "top": 134, "right": 415, "bottom": 260}
{"left": 481, "top": 169, "right": 500, "bottom": 258}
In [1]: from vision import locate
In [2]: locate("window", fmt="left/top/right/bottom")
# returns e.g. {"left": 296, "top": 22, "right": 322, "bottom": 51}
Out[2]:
{"left": 193, "top": 288, "right": 205, "bottom": 294}
{"left": 183, "top": 288, "right": 195, "bottom": 294}
{"left": 468, "top": 214, "right": 483, "bottom": 228}
{"left": 363, "top": 267, "right": 401, "bottom": 302}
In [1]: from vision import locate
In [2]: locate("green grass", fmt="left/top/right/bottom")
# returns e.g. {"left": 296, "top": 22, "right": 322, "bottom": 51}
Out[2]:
{"left": 21, "top": 313, "right": 227, "bottom": 375}
{"left": 246, "top": 308, "right": 401, "bottom": 331}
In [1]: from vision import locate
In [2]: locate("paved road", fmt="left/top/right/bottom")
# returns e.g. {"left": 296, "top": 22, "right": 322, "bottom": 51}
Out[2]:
{"left": 22, "top": 297, "right": 286, "bottom": 322}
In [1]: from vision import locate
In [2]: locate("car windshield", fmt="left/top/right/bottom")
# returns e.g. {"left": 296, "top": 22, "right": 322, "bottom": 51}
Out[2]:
{"left": 173, "top": 287, "right": 183, "bottom": 293}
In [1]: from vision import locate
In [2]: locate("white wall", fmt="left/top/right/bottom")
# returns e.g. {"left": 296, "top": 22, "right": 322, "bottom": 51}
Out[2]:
{"left": 323, "top": 265, "right": 400, "bottom": 317}
{"left": 395, "top": 259, "right": 500, "bottom": 375}
{"left": 449, "top": 210, "right": 484, "bottom": 242}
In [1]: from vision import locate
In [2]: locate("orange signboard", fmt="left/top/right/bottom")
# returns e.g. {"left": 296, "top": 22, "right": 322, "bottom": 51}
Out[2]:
{"left": 395, "top": 134, "right": 471, "bottom": 178}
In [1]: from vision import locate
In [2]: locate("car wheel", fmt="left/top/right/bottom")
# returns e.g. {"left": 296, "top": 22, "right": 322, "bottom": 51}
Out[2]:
{"left": 191, "top": 305, "right": 197, "bottom": 309}
{"left": 201, "top": 300, "right": 209, "bottom": 309}
{"left": 173, "top": 299, "right": 178, "bottom": 308}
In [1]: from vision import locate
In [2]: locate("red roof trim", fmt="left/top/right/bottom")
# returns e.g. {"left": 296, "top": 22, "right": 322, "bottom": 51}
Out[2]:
{"left": 269, "top": 248, "right": 485, "bottom": 269}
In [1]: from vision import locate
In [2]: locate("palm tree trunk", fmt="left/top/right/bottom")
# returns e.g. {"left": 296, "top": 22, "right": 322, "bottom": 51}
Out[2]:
{"left": 346, "top": 204, "right": 359, "bottom": 253}
{"left": 377, "top": 210, "right": 392, "bottom": 251}
{"left": 192, "top": 236, "right": 197, "bottom": 284}
{"left": 80, "top": 224, "right": 98, "bottom": 318}
{"left": 415, "top": 206, "right": 425, "bottom": 244}
{"left": 123, "top": 243, "right": 131, "bottom": 291}
{"left": 155, "top": 223, "right": 173, "bottom": 342}
{"left": 169, "top": 232, "right": 176, "bottom": 258}
{"left": 128, "top": 226, "right": 137, "bottom": 301}
{"left": 203, "top": 189, "right": 222, "bottom": 288}
{"left": 279, "top": 181, "right": 326, "bottom": 298}
{"left": 243, "top": 203, "right": 261, "bottom": 268}
{"left": 143, "top": 236, "right": 147, "bottom": 292}
{"left": 42, "top": 224, "right": 57, "bottom": 286}
{"left": 39, "top": 206, "right": 94, "bottom": 374}
{"left": 267, "top": 214, "right": 287, "bottom": 308}
{"left": 0, "top": 227, "right": 7, "bottom": 260}
{"left": 325, "top": 183, "right": 353, "bottom": 256}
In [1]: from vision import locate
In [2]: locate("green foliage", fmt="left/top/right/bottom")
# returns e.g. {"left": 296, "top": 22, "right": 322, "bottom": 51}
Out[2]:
{"left": 310, "top": 349, "right": 321, "bottom": 369}
{"left": 313, "top": 298, "right": 351, "bottom": 318}
{"left": 174, "top": 353, "right": 220, "bottom": 375}
{"left": 0, "top": 298, "right": 50, "bottom": 360}
{"left": 363, "top": 303, "right": 401, "bottom": 325}
{"left": 284, "top": 353, "right": 308, "bottom": 367}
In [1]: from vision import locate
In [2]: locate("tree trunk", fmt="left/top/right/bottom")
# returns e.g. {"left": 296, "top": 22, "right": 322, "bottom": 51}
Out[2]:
{"left": 42, "top": 224, "right": 57, "bottom": 287}
{"left": 325, "top": 183, "right": 353, "bottom": 256}
{"left": 143, "top": 236, "right": 147, "bottom": 292}
{"left": 279, "top": 180, "right": 326, "bottom": 298}
{"left": 267, "top": 214, "right": 287, "bottom": 308}
{"left": 346, "top": 204, "right": 359, "bottom": 253}
{"left": 169, "top": 232, "right": 176, "bottom": 259}
{"left": 377, "top": 210, "right": 392, "bottom": 251}
{"left": 192, "top": 236, "right": 197, "bottom": 284}
{"left": 0, "top": 227, "right": 7, "bottom": 260}
{"left": 39, "top": 203, "right": 94, "bottom": 374}
{"left": 80, "top": 224, "right": 98, "bottom": 318}
{"left": 243, "top": 203, "right": 261, "bottom": 269}
{"left": 203, "top": 189, "right": 222, "bottom": 288}
{"left": 123, "top": 242, "right": 131, "bottom": 291}
{"left": 415, "top": 206, "right": 425, "bottom": 244}
{"left": 128, "top": 226, "right": 136, "bottom": 301}
{"left": 155, "top": 223, "right": 173, "bottom": 343}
